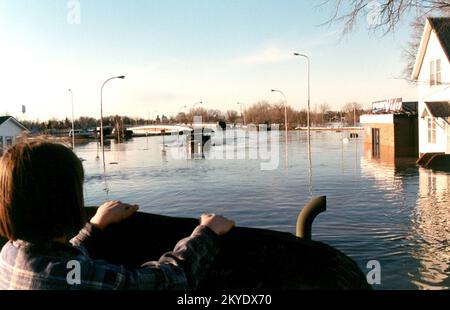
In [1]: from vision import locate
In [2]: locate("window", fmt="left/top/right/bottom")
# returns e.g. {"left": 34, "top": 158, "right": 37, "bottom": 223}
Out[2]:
{"left": 427, "top": 117, "right": 436, "bottom": 144}
{"left": 5, "top": 136, "right": 13, "bottom": 147}
{"left": 430, "top": 59, "right": 441, "bottom": 86}
{"left": 430, "top": 60, "right": 435, "bottom": 85}
{"left": 436, "top": 59, "right": 441, "bottom": 84}
{"left": 0, "top": 136, "right": 3, "bottom": 149}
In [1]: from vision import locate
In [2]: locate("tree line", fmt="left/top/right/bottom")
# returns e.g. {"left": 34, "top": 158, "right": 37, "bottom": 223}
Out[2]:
{"left": 18, "top": 102, "right": 367, "bottom": 133}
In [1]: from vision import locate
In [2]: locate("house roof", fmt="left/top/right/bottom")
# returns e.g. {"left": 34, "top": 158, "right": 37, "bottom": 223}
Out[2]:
{"left": 425, "top": 101, "right": 450, "bottom": 118}
{"left": 411, "top": 17, "right": 450, "bottom": 80}
{"left": 0, "top": 116, "right": 11, "bottom": 126}
{"left": 0, "top": 116, "right": 28, "bottom": 131}
{"left": 429, "top": 18, "right": 450, "bottom": 61}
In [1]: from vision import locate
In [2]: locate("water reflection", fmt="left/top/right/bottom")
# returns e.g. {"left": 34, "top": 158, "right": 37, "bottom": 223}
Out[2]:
{"left": 76, "top": 131, "right": 449, "bottom": 289}
{"left": 409, "top": 169, "right": 450, "bottom": 289}
{"left": 307, "top": 133, "right": 313, "bottom": 198}
{"left": 360, "top": 149, "right": 450, "bottom": 289}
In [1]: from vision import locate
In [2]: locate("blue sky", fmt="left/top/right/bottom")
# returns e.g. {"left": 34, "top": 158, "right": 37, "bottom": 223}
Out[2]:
{"left": 0, "top": 0, "right": 418, "bottom": 121}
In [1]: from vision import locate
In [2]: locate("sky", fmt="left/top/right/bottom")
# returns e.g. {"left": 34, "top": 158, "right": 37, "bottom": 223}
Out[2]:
{"left": 0, "top": 0, "right": 419, "bottom": 121}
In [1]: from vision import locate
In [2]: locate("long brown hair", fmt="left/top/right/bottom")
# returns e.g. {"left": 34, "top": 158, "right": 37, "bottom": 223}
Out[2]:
{"left": 0, "top": 141, "right": 85, "bottom": 242}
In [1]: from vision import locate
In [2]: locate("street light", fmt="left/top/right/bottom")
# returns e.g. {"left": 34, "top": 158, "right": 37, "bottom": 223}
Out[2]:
{"left": 68, "top": 89, "right": 75, "bottom": 151}
{"left": 271, "top": 89, "right": 288, "bottom": 148}
{"left": 191, "top": 101, "right": 203, "bottom": 125}
{"left": 293, "top": 52, "right": 310, "bottom": 139}
{"left": 177, "top": 105, "right": 187, "bottom": 124}
{"left": 294, "top": 52, "right": 313, "bottom": 197}
{"left": 100, "top": 75, "right": 125, "bottom": 168}
{"left": 192, "top": 101, "right": 203, "bottom": 110}
{"left": 237, "top": 102, "right": 246, "bottom": 125}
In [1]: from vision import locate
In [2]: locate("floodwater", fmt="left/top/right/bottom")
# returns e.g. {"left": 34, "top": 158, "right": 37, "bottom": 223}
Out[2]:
{"left": 76, "top": 130, "right": 450, "bottom": 290}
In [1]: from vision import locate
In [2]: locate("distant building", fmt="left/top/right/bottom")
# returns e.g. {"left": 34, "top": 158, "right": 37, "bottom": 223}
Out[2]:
{"left": 411, "top": 17, "right": 450, "bottom": 156}
{"left": 0, "top": 116, "right": 28, "bottom": 153}
{"left": 360, "top": 98, "right": 418, "bottom": 163}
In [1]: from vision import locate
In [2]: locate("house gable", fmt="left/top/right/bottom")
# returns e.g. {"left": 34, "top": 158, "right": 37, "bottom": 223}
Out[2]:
{"left": 0, "top": 116, "right": 28, "bottom": 131}
{"left": 0, "top": 116, "right": 12, "bottom": 126}
{"left": 429, "top": 18, "right": 450, "bottom": 62}
{"left": 412, "top": 17, "right": 450, "bottom": 81}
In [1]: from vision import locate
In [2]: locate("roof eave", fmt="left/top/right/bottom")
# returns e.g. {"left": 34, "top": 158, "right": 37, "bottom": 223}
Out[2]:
{"left": 411, "top": 19, "right": 433, "bottom": 80}
{"left": 3, "top": 117, "right": 29, "bottom": 131}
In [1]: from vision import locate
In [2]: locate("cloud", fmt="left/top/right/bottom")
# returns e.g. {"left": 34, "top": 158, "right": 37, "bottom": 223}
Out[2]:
{"left": 232, "top": 30, "right": 339, "bottom": 66}
{"left": 233, "top": 47, "right": 292, "bottom": 65}
{"left": 302, "top": 29, "right": 340, "bottom": 49}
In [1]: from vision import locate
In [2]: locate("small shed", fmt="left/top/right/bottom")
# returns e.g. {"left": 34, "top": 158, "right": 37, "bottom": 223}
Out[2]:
{"left": 360, "top": 99, "right": 418, "bottom": 163}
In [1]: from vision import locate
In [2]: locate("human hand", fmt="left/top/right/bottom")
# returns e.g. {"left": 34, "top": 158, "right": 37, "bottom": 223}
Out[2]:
{"left": 200, "top": 214, "right": 235, "bottom": 236}
{"left": 90, "top": 200, "right": 139, "bottom": 230}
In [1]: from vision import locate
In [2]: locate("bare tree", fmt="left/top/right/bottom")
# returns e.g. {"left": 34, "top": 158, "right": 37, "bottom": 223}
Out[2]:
{"left": 402, "top": 18, "right": 426, "bottom": 81}
{"left": 323, "top": 0, "right": 449, "bottom": 79}
{"left": 245, "top": 101, "right": 273, "bottom": 125}
{"left": 295, "top": 109, "right": 308, "bottom": 127}
{"left": 323, "top": 0, "right": 450, "bottom": 34}
{"left": 175, "top": 112, "right": 188, "bottom": 124}
{"left": 226, "top": 110, "right": 239, "bottom": 123}
{"left": 319, "top": 103, "right": 330, "bottom": 124}
{"left": 187, "top": 107, "right": 207, "bottom": 123}
{"left": 206, "top": 109, "right": 224, "bottom": 122}
{"left": 244, "top": 102, "right": 310, "bottom": 129}
{"left": 342, "top": 102, "right": 363, "bottom": 125}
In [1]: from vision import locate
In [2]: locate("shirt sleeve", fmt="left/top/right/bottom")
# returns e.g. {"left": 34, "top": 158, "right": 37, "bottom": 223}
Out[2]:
{"left": 70, "top": 222, "right": 104, "bottom": 256}
{"left": 71, "top": 223, "right": 221, "bottom": 290}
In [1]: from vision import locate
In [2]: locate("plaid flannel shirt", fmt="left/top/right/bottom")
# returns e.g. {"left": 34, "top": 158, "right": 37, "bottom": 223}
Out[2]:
{"left": 0, "top": 223, "right": 220, "bottom": 290}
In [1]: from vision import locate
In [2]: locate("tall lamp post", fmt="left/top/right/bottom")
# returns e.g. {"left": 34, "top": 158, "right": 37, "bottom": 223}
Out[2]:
{"left": 68, "top": 89, "right": 75, "bottom": 151}
{"left": 192, "top": 101, "right": 203, "bottom": 110}
{"left": 293, "top": 53, "right": 310, "bottom": 140}
{"left": 271, "top": 89, "right": 288, "bottom": 148}
{"left": 100, "top": 75, "right": 125, "bottom": 168}
{"left": 294, "top": 52, "right": 313, "bottom": 197}
{"left": 179, "top": 105, "right": 187, "bottom": 123}
{"left": 192, "top": 101, "right": 203, "bottom": 125}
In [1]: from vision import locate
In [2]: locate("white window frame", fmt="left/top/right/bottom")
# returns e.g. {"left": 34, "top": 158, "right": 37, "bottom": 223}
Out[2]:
{"left": 430, "top": 60, "right": 435, "bottom": 85}
{"left": 430, "top": 59, "right": 441, "bottom": 86}
{"left": 436, "top": 59, "right": 441, "bottom": 85}
{"left": 5, "top": 136, "right": 13, "bottom": 147}
{"left": 427, "top": 117, "right": 436, "bottom": 144}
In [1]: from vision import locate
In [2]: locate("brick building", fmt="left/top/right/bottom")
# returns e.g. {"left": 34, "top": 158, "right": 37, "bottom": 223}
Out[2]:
{"left": 360, "top": 99, "right": 418, "bottom": 163}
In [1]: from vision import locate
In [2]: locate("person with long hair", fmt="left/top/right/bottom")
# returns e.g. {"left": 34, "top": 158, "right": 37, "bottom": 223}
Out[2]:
{"left": 0, "top": 141, "right": 234, "bottom": 289}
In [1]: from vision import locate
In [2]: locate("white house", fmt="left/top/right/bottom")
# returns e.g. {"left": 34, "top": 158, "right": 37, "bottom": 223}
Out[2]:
{"left": 0, "top": 116, "right": 28, "bottom": 152}
{"left": 411, "top": 17, "right": 450, "bottom": 156}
